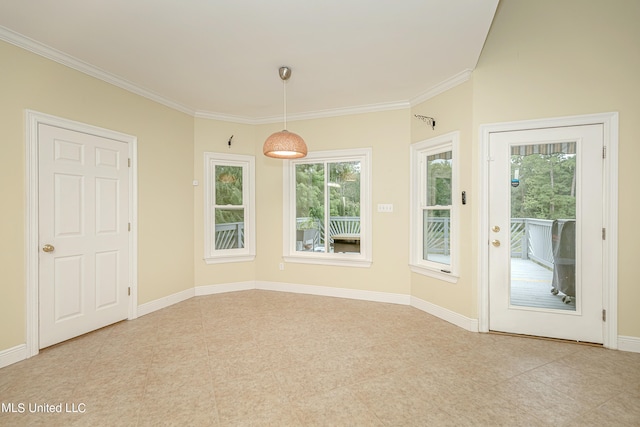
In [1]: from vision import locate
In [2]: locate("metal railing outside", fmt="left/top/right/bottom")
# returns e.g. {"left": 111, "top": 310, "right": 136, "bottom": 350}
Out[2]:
{"left": 215, "top": 222, "right": 244, "bottom": 249}
{"left": 511, "top": 218, "right": 554, "bottom": 269}
{"left": 216, "top": 217, "right": 559, "bottom": 268}
{"left": 424, "top": 216, "right": 450, "bottom": 255}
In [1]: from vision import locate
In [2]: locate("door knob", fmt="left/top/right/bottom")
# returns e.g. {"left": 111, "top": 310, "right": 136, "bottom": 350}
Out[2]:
{"left": 491, "top": 239, "right": 501, "bottom": 247}
{"left": 42, "top": 244, "right": 55, "bottom": 253}
{"left": 491, "top": 225, "right": 501, "bottom": 233}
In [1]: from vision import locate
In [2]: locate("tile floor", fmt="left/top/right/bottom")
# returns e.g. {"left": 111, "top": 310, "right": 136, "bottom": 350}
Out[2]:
{"left": 1, "top": 290, "right": 639, "bottom": 426}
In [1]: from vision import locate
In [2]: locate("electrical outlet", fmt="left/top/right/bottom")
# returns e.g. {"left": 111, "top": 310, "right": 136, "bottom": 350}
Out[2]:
{"left": 377, "top": 203, "right": 393, "bottom": 213}
{"left": 279, "top": 262, "right": 285, "bottom": 270}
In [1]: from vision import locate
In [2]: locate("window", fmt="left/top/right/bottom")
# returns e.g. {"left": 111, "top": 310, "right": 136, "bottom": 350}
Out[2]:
{"left": 283, "top": 148, "right": 372, "bottom": 267}
{"left": 204, "top": 152, "right": 255, "bottom": 263}
{"left": 410, "top": 131, "right": 459, "bottom": 282}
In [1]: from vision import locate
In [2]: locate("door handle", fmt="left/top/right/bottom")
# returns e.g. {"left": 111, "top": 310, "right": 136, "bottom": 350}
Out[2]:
{"left": 42, "top": 244, "right": 55, "bottom": 253}
{"left": 491, "top": 240, "right": 501, "bottom": 247}
{"left": 491, "top": 225, "right": 501, "bottom": 233}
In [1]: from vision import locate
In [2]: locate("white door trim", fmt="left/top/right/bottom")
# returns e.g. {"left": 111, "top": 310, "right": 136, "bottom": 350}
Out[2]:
{"left": 478, "top": 112, "right": 618, "bottom": 349}
{"left": 25, "top": 110, "right": 138, "bottom": 358}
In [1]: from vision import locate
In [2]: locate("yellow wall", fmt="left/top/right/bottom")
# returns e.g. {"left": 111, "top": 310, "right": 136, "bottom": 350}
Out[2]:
{"left": 193, "top": 118, "right": 257, "bottom": 286}
{"left": 2, "top": 0, "right": 639, "bottom": 356}
{"left": 254, "top": 111, "right": 412, "bottom": 295}
{"left": 410, "top": 80, "right": 476, "bottom": 317}
{"left": 471, "top": 0, "right": 640, "bottom": 338}
{"left": 192, "top": 109, "right": 412, "bottom": 296}
{"left": 0, "top": 41, "right": 195, "bottom": 351}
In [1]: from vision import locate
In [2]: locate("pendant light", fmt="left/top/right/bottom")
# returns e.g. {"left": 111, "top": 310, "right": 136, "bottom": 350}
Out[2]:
{"left": 263, "top": 66, "right": 307, "bottom": 159}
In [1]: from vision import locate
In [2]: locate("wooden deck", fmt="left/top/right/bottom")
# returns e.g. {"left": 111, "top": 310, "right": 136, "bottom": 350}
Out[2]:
{"left": 510, "top": 258, "right": 575, "bottom": 311}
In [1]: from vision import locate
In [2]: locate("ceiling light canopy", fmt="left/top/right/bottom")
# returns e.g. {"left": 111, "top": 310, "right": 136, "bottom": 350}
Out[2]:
{"left": 263, "top": 66, "right": 307, "bottom": 159}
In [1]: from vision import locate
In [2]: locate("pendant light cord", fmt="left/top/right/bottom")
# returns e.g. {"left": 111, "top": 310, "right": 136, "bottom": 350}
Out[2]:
{"left": 283, "top": 79, "right": 287, "bottom": 130}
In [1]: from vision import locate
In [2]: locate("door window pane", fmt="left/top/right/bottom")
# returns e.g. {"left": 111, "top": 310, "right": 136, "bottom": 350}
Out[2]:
{"left": 509, "top": 143, "right": 576, "bottom": 311}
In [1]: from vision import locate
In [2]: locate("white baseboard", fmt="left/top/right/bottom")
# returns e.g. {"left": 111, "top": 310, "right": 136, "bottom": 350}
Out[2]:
{"left": 618, "top": 336, "right": 640, "bottom": 353}
{"left": 0, "top": 344, "right": 27, "bottom": 369}
{"left": 137, "top": 287, "right": 195, "bottom": 317}
{"left": 195, "top": 281, "right": 256, "bottom": 296}
{"left": 256, "top": 280, "right": 411, "bottom": 305}
{"left": 410, "top": 296, "right": 479, "bottom": 332}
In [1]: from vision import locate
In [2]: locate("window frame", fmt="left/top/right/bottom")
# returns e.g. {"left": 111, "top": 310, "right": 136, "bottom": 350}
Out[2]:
{"left": 283, "top": 148, "right": 372, "bottom": 267}
{"left": 410, "top": 131, "right": 460, "bottom": 282}
{"left": 204, "top": 152, "right": 255, "bottom": 264}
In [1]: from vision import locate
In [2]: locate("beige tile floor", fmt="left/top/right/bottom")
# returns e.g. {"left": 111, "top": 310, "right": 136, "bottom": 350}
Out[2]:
{"left": 1, "top": 290, "right": 639, "bottom": 426}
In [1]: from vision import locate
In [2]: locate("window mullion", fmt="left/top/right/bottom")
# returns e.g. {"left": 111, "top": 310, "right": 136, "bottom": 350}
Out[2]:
{"left": 324, "top": 160, "right": 330, "bottom": 253}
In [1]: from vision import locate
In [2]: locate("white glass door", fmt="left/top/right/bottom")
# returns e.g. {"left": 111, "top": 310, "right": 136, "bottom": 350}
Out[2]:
{"left": 488, "top": 125, "right": 604, "bottom": 343}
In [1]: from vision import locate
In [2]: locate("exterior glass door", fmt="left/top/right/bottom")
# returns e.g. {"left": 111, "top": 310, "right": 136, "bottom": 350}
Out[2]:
{"left": 489, "top": 125, "right": 604, "bottom": 343}
{"left": 509, "top": 143, "right": 576, "bottom": 311}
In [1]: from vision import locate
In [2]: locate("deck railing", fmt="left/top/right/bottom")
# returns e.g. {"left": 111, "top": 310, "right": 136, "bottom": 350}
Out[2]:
{"left": 217, "top": 217, "right": 559, "bottom": 267}
{"left": 215, "top": 222, "right": 244, "bottom": 249}
{"left": 420, "top": 217, "right": 556, "bottom": 267}
{"left": 295, "top": 217, "right": 360, "bottom": 250}
{"left": 511, "top": 218, "right": 554, "bottom": 268}
{"left": 424, "top": 217, "right": 450, "bottom": 255}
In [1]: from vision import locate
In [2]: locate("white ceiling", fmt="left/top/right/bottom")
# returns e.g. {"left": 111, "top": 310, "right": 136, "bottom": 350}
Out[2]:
{"left": 0, "top": 0, "right": 498, "bottom": 123}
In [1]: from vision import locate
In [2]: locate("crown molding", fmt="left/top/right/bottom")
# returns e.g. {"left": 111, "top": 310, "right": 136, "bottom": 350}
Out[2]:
{"left": 249, "top": 100, "right": 412, "bottom": 125}
{"left": 0, "top": 25, "right": 195, "bottom": 116}
{"left": 194, "top": 111, "right": 257, "bottom": 124}
{"left": 2, "top": 24, "right": 470, "bottom": 123}
{"left": 409, "top": 69, "right": 472, "bottom": 107}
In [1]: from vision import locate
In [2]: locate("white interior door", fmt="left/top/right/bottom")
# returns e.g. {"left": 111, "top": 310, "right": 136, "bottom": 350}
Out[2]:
{"left": 488, "top": 124, "right": 604, "bottom": 343}
{"left": 38, "top": 123, "right": 130, "bottom": 348}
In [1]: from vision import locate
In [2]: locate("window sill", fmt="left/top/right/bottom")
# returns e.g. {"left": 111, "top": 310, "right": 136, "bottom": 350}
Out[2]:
{"left": 410, "top": 264, "right": 459, "bottom": 283}
{"left": 204, "top": 254, "right": 255, "bottom": 264}
{"left": 283, "top": 255, "right": 372, "bottom": 268}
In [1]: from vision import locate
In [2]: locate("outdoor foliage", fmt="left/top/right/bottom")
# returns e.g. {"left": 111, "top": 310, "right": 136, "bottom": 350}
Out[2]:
{"left": 296, "top": 161, "right": 360, "bottom": 227}
{"left": 511, "top": 153, "right": 576, "bottom": 220}
{"left": 426, "top": 156, "right": 452, "bottom": 214}
{"left": 214, "top": 165, "right": 244, "bottom": 224}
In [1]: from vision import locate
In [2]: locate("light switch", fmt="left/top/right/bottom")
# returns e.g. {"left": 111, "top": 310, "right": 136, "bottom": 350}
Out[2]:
{"left": 377, "top": 203, "right": 393, "bottom": 213}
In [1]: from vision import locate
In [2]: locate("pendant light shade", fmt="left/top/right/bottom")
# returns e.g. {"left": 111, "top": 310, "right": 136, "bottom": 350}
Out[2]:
{"left": 263, "top": 130, "right": 307, "bottom": 158}
{"left": 263, "top": 66, "right": 307, "bottom": 159}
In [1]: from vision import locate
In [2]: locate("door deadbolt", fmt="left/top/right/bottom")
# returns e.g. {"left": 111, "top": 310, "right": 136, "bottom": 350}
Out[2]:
{"left": 42, "top": 244, "right": 55, "bottom": 253}
{"left": 491, "top": 225, "right": 501, "bottom": 233}
{"left": 491, "top": 240, "right": 501, "bottom": 247}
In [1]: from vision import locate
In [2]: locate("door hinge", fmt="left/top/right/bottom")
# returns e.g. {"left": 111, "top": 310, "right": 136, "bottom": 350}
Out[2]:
{"left": 128, "top": 287, "right": 131, "bottom": 296}
{"left": 602, "top": 146, "right": 606, "bottom": 159}
{"left": 602, "top": 227, "right": 606, "bottom": 240}
{"left": 128, "top": 222, "right": 131, "bottom": 232}
{"left": 128, "top": 158, "right": 131, "bottom": 167}
{"left": 602, "top": 309, "right": 606, "bottom": 322}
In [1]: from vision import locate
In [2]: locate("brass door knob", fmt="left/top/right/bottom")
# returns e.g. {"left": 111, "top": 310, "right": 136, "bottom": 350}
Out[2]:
{"left": 491, "top": 239, "right": 501, "bottom": 247}
{"left": 42, "top": 244, "right": 55, "bottom": 253}
{"left": 491, "top": 225, "right": 501, "bottom": 233}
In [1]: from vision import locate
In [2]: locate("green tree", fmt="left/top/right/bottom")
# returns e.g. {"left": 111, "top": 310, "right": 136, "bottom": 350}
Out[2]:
{"left": 215, "top": 165, "right": 244, "bottom": 224}
{"left": 295, "top": 161, "right": 361, "bottom": 227}
{"left": 295, "top": 163, "right": 325, "bottom": 223}
{"left": 511, "top": 153, "right": 576, "bottom": 220}
{"left": 426, "top": 157, "right": 452, "bottom": 217}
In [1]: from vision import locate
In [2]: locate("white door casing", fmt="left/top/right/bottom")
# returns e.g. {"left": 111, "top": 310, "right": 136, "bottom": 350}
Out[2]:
{"left": 488, "top": 125, "right": 603, "bottom": 343}
{"left": 26, "top": 111, "right": 138, "bottom": 356}
{"left": 478, "top": 112, "right": 618, "bottom": 349}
